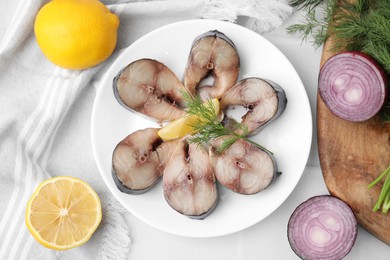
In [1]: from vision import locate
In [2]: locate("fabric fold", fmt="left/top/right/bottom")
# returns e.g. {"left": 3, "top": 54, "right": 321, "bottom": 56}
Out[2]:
{"left": 201, "top": 0, "right": 293, "bottom": 33}
{"left": 0, "top": 0, "right": 293, "bottom": 258}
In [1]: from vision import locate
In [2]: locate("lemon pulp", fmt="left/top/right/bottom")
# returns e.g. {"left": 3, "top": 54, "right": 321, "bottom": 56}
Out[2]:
{"left": 25, "top": 176, "right": 102, "bottom": 250}
{"left": 158, "top": 98, "right": 220, "bottom": 141}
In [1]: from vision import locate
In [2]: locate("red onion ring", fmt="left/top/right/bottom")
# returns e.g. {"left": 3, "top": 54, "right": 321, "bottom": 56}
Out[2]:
{"left": 319, "top": 51, "right": 388, "bottom": 122}
{"left": 287, "top": 195, "right": 357, "bottom": 260}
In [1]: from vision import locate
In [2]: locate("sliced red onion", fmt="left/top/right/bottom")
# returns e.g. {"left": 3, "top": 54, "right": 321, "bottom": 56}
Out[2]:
{"left": 287, "top": 195, "right": 357, "bottom": 260}
{"left": 319, "top": 51, "right": 388, "bottom": 122}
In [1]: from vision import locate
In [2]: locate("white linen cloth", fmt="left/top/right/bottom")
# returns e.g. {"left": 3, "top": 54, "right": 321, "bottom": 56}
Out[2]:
{"left": 0, "top": 0, "right": 294, "bottom": 259}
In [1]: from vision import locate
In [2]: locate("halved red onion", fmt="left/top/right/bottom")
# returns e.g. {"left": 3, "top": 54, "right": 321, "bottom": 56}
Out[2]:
{"left": 319, "top": 51, "right": 388, "bottom": 122}
{"left": 287, "top": 195, "right": 357, "bottom": 260}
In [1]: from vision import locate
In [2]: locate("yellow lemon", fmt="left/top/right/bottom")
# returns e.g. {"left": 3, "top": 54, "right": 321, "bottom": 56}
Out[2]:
{"left": 34, "top": 0, "right": 120, "bottom": 69}
{"left": 158, "top": 98, "right": 220, "bottom": 141}
{"left": 26, "top": 176, "right": 102, "bottom": 250}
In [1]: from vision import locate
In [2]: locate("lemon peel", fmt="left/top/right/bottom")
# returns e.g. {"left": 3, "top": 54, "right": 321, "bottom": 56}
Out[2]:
{"left": 158, "top": 98, "right": 220, "bottom": 141}
{"left": 34, "top": 0, "right": 120, "bottom": 69}
{"left": 25, "top": 176, "right": 102, "bottom": 250}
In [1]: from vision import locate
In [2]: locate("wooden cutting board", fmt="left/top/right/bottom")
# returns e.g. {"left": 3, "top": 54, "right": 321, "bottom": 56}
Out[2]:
{"left": 317, "top": 36, "right": 390, "bottom": 244}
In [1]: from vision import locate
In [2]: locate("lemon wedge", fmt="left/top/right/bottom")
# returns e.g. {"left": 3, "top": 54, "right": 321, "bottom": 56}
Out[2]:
{"left": 26, "top": 176, "right": 102, "bottom": 250}
{"left": 158, "top": 98, "right": 220, "bottom": 141}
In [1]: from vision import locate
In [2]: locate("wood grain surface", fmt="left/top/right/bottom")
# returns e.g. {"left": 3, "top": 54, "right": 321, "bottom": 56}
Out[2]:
{"left": 317, "top": 35, "right": 390, "bottom": 245}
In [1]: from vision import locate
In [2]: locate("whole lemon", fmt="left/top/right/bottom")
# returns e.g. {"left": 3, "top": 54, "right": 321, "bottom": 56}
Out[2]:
{"left": 34, "top": 0, "right": 120, "bottom": 69}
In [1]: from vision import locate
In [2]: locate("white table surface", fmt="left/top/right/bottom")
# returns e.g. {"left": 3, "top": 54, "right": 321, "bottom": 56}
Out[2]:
{"left": 124, "top": 11, "right": 390, "bottom": 260}
{"left": 1, "top": 2, "right": 388, "bottom": 259}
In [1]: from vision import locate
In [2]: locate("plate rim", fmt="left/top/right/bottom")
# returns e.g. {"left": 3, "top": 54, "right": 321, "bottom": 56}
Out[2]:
{"left": 91, "top": 19, "right": 313, "bottom": 238}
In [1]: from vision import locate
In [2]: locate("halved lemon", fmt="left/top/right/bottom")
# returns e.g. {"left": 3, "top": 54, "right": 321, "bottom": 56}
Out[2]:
{"left": 158, "top": 98, "right": 220, "bottom": 141}
{"left": 26, "top": 176, "right": 102, "bottom": 250}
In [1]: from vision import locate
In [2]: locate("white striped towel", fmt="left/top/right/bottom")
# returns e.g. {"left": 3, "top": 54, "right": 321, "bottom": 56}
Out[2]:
{"left": 0, "top": 0, "right": 293, "bottom": 259}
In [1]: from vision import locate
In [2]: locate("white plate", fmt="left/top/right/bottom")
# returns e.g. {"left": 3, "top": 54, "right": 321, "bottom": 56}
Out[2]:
{"left": 91, "top": 19, "right": 312, "bottom": 238}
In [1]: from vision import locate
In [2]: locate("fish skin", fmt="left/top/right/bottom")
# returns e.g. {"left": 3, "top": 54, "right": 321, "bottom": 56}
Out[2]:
{"left": 113, "top": 58, "right": 187, "bottom": 123}
{"left": 112, "top": 128, "right": 179, "bottom": 194}
{"left": 163, "top": 138, "right": 218, "bottom": 219}
{"left": 209, "top": 136, "right": 278, "bottom": 195}
{"left": 220, "top": 77, "right": 287, "bottom": 136}
{"left": 184, "top": 30, "right": 240, "bottom": 101}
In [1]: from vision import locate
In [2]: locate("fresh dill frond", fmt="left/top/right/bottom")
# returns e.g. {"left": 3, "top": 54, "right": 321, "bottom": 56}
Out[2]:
{"left": 190, "top": 123, "right": 231, "bottom": 145}
{"left": 181, "top": 91, "right": 271, "bottom": 154}
{"left": 379, "top": 105, "right": 390, "bottom": 124}
{"left": 360, "top": 13, "right": 390, "bottom": 73}
{"left": 364, "top": 40, "right": 390, "bottom": 74}
{"left": 182, "top": 91, "right": 216, "bottom": 122}
{"left": 286, "top": 10, "right": 320, "bottom": 44}
{"left": 287, "top": 0, "right": 335, "bottom": 48}
{"left": 287, "top": 0, "right": 390, "bottom": 76}
{"left": 216, "top": 136, "right": 238, "bottom": 154}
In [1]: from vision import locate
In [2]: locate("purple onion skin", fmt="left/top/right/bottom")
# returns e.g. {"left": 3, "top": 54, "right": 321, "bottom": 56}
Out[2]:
{"left": 287, "top": 195, "right": 358, "bottom": 260}
{"left": 319, "top": 51, "right": 388, "bottom": 122}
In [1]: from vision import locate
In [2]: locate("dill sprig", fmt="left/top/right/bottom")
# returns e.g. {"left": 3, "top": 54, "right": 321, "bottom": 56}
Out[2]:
{"left": 379, "top": 104, "right": 390, "bottom": 123}
{"left": 287, "top": 0, "right": 390, "bottom": 75}
{"left": 181, "top": 91, "right": 271, "bottom": 154}
{"left": 286, "top": 0, "right": 335, "bottom": 48}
